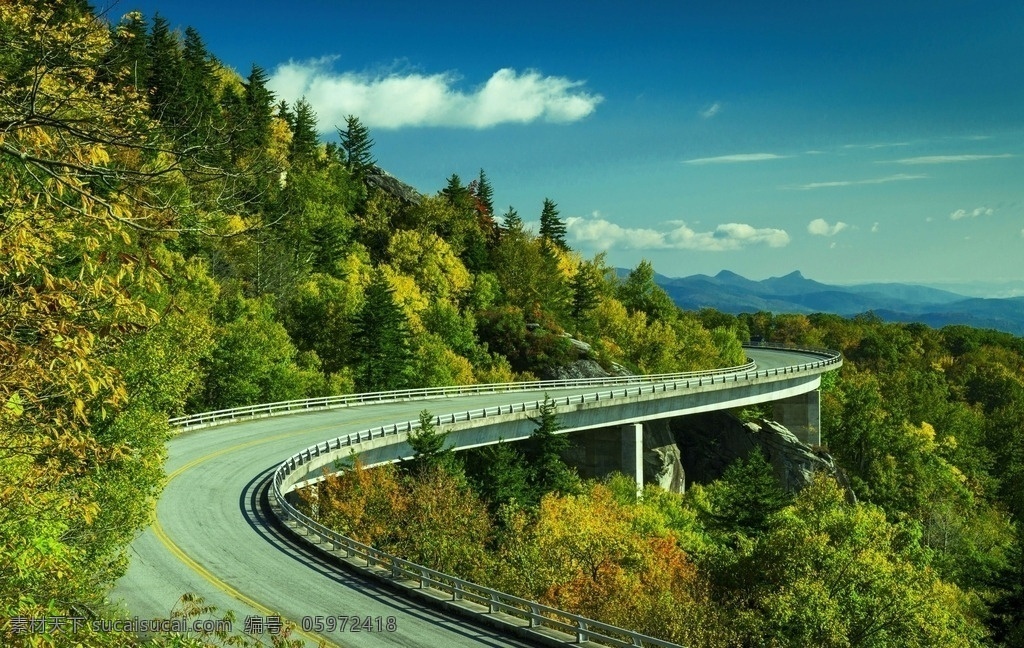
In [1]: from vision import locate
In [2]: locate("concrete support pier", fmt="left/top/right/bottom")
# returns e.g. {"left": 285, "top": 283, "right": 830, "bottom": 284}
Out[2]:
{"left": 772, "top": 389, "right": 821, "bottom": 446}
{"left": 621, "top": 423, "right": 644, "bottom": 493}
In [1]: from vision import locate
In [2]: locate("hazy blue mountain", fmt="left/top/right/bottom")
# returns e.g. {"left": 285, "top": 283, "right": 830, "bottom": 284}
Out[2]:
{"left": 636, "top": 268, "right": 1024, "bottom": 336}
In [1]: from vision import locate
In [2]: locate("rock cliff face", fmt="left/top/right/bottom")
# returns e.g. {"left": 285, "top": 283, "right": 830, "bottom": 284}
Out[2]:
{"left": 540, "top": 358, "right": 610, "bottom": 381}
{"left": 672, "top": 411, "right": 854, "bottom": 501}
{"left": 365, "top": 166, "right": 422, "bottom": 205}
{"left": 564, "top": 410, "right": 853, "bottom": 501}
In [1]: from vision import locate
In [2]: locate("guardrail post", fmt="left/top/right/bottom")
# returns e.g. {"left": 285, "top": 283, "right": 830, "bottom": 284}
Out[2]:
{"left": 489, "top": 592, "right": 498, "bottom": 613}
{"left": 530, "top": 604, "right": 540, "bottom": 628}
{"left": 576, "top": 619, "right": 586, "bottom": 643}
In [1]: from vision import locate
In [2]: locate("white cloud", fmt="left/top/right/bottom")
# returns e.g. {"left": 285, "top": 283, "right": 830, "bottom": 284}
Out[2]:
{"left": 700, "top": 102, "right": 721, "bottom": 119}
{"left": 808, "top": 218, "right": 849, "bottom": 236}
{"left": 871, "top": 222, "right": 879, "bottom": 233}
{"left": 565, "top": 215, "right": 790, "bottom": 251}
{"left": 684, "top": 153, "right": 788, "bottom": 165}
{"left": 950, "top": 206, "right": 995, "bottom": 220}
{"left": 891, "top": 154, "right": 1014, "bottom": 164}
{"left": 792, "top": 173, "right": 926, "bottom": 190}
{"left": 842, "top": 142, "right": 910, "bottom": 149}
{"left": 268, "top": 58, "right": 603, "bottom": 130}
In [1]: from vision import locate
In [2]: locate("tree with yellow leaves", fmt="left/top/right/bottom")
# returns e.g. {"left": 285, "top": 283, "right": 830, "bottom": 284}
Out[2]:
{"left": 0, "top": 2, "right": 228, "bottom": 640}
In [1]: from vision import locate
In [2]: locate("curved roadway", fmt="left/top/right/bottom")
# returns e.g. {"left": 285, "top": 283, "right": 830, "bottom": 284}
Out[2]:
{"left": 111, "top": 348, "right": 829, "bottom": 647}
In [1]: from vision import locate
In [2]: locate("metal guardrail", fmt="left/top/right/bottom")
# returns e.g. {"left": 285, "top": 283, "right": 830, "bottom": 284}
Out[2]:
{"left": 249, "top": 344, "right": 841, "bottom": 648}
{"left": 169, "top": 362, "right": 758, "bottom": 430}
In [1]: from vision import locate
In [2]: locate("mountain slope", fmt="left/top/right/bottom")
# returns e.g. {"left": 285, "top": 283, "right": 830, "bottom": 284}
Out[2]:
{"left": 644, "top": 269, "right": 1024, "bottom": 336}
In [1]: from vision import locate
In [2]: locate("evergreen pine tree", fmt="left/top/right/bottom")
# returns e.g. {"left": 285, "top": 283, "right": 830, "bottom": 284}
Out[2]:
{"left": 475, "top": 168, "right": 494, "bottom": 215}
{"left": 338, "top": 114, "right": 375, "bottom": 178}
{"left": 103, "top": 11, "right": 149, "bottom": 91}
{"left": 705, "top": 448, "right": 793, "bottom": 537}
{"left": 501, "top": 206, "right": 522, "bottom": 232}
{"left": 276, "top": 100, "right": 294, "bottom": 129}
{"left": 441, "top": 173, "right": 472, "bottom": 209}
{"left": 242, "top": 64, "right": 275, "bottom": 152}
{"left": 539, "top": 198, "right": 568, "bottom": 250}
{"left": 525, "top": 397, "right": 577, "bottom": 498}
{"left": 146, "top": 14, "right": 184, "bottom": 124}
{"left": 180, "top": 26, "right": 222, "bottom": 155}
{"left": 351, "top": 270, "right": 411, "bottom": 392}
{"left": 469, "top": 441, "right": 533, "bottom": 512}
{"left": 289, "top": 98, "right": 320, "bottom": 162}
{"left": 570, "top": 265, "right": 600, "bottom": 329}
{"left": 406, "top": 410, "right": 455, "bottom": 475}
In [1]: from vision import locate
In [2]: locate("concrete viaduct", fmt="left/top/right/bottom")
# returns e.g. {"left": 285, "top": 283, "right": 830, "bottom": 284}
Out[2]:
{"left": 113, "top": 344, "right": 841, "bottom": 648}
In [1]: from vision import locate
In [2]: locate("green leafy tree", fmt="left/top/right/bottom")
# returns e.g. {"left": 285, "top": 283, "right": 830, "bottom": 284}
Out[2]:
{"left": 102, "top": 10, "right": 149, "bottom": 91}
{"left": 617, "top": 260, "right": 677, "bottom": 321}
{"left": 200, "top": 293, "right": 316, "bottom": 408}
{"left": 351, "top": 269, "right": 412, "bottom": 391}
{"left": 716, "top": 475, "right": 989, "bottom": 647}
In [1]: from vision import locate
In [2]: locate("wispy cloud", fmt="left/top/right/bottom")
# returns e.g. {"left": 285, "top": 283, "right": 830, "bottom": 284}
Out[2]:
{"left": 808, "top": 218, "right": 849, "bottom": 236}
{"left": 890, "top": 154, "right": 1014, "bottom": 164}
{"left": 566, "top": 215, "right": 790, "bottom": 251}
{"left": 842, "top": 142, "right": 911, "bottom": 150}
{"left": 950, "top": 206, "right": 995, "bottom": 220}
{"left": 871, "top": 222, "right": 880, "bottom": 233}
{"left": 792, "top": 173, "right": 927, "bottom": 190}
{"left": 700, "top": 102, "right": 722, "bottom": 119}
{"left": 684, "top": 153, "right": 788, "bottom": 165}
{"left": 268, "top": 58, "right": 603, "bottom": 129}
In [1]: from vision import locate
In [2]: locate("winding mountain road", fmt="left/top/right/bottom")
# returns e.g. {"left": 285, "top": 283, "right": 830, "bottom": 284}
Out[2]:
{"left": 110, "top": 347, "right": 835, "bottom": 647}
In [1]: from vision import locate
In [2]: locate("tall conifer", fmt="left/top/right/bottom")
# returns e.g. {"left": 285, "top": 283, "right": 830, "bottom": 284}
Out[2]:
{"left": 338, "top": 114, "right": 375, "bottom": 178}
{"left": 351, "top": 270, "right": 411, "bottom": 392}
{"left": 539, "top": 198, "right": 568, "bottom": 250}
{"left": 289, "top": 98, "right": 320, "bottom": 162}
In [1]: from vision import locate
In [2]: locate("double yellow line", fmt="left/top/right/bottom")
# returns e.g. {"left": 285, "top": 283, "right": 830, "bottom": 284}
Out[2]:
{"left": 155, "top": 431, "right": 336, "bottom": 647}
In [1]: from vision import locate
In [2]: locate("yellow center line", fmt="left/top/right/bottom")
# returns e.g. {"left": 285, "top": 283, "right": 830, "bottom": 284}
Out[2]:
{"left": 157, "top": 427, "right": 342, "bottom": 648}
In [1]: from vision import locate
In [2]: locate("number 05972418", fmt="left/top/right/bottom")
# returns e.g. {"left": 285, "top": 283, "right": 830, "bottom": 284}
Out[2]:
{"left": 300, "top": 615, "right": 397, "bottom": 633}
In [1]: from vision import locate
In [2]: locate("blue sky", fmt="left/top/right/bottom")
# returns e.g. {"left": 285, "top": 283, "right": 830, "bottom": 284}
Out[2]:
{"left": 110, "top": 0, "right": 1024, "bottom": 290}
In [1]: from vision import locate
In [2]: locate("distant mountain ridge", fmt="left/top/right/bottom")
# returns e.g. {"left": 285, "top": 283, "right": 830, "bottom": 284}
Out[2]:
{"left": 643, "top": 269, "right": 1024, "bottom": 336}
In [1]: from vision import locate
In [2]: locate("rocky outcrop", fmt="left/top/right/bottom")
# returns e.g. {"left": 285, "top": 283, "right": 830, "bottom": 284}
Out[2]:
{"left": 672, "top": 411, "right": 855, "bottom": 501}
{"left": 642, "top": 419, "right": 685, "bottom": 493}
{"left": 540, "top": 358, "right": 610, "bottom": 381}
{"left": 365, "top": 166, "right": 423, "bottom": 205}
{"left": 563, "top": 411, "right": 854, "bottom": 501}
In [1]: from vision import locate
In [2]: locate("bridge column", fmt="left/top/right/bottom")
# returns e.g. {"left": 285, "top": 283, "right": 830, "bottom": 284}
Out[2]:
{"left": 621, "top": 423, "right": 643, "bottom": 494}
{"left": 772, "top": 389, "right": 821, "bottom": 446}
